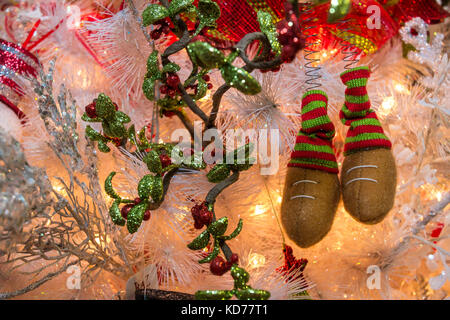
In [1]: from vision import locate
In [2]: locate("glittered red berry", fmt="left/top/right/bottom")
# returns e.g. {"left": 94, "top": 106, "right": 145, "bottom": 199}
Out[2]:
{"left": 167, "top": 88, "right": 177, "bottom": 98}
{"left": 159, "top": 154, "right": 172, "bottom": 168}
{"left": 198, "top": 210, "right": 212, "bottom": 226}
{"left": 85, "top": 103, "right": 97, "bottom": 118}
{"left": 207, "top": 83, "right": 213, "bottom": 90}
{"left": 202, "top": 74, "right": 210, "bottom": 82}
{"left": 229, "top": 253, "right": 239, "bottom": 265}
{"left": 121, "top": 204, "right": 134, "bottom": 219}
{"left": 143, "top": 210, "right": 151, "bottom": 221}
{"left": 162, "top": 110, "right": 176, "bottom": 118}
{"left": 160, "top": 85, "right": 169, "bottom": 94}
{"left": 162, "top": 25, "right": 171, "bottom": 35}
{"left": 281, "top": 45, "right": 297, "bottom": 63}
{"left": 150, "top": 28, "right": 162, "bottom": 40}
{"left": 113, "top": 102, "right": 119, "bottom": 111}
{"left": 210, "top": 256, "right": 228, "bottom": 276}
{"left": 166, "top": 73, "right": 180, "bottom": 88}
{"left": 134, "top": 197, "right": 142, "bottom": 204}
{"left": 194, "top": 220, "right": 203, "bottom": 229}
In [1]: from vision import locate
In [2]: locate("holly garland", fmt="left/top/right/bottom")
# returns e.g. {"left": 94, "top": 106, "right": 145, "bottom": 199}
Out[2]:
{"left": 82, "top": 0, "right": 301, "bottom": 300}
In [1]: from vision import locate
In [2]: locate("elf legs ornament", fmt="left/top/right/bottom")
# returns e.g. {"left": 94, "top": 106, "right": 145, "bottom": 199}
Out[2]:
{"left": 281, "top": 90, "right": 340, "bottom": 248}
{"left": 339, "top": 66, "right": 397, "bottom": 224}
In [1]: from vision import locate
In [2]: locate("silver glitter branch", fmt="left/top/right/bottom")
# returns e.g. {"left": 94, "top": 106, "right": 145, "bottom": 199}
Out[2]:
{"left": 0, "top": 62, "right": 135, "bottom": 299}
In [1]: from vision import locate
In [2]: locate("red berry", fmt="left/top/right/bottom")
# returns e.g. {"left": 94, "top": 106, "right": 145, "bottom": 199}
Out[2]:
{"left": 229, "top": 253, "right": 239, "bottom": 265}
{"left": 160, "top": 85, "right": 169, "bottom": 94}
{"left": 113, "top": 102, "right": 119, "bottom": 111}
{"left": 198, "top": 210, "right": 212, "bottom": 226}
{"left": 121, "top": 204, "right": 134, "bottom": 219}
{"left": 162, "top": 25, "right": 171, "bottom": 34}
{"left": 166, "top": 73, "right": 180, "bottom": 88}
{"left": 162, "top": 110, "right": 176, "bottom": 118}
{"left": 281, "top": 45, "right": 297, "bottom": 63}
{"left": 85, "top": 103, "right": 97, "bottom": 118}
{"left": 134, "top": 197, "right": 142, "bottom": 204}
{"left": 207, "top": 83, "right": 213, "bottom": 90}
{"left": 194, "top": 220, "right": 203, "bottom": 229}
{"left": 150, "top": 28, "right": 162, "bottom": 40}
{"left": 168, "top": 88, "right": 177, "bottom": 98}
{"left": 202, "top": 74, "right": 210, "bottom": 82}
{"left": 210, "top": 256, "right": 228, "bottom": 276}
{"left": 159, "top": 154, "right": 172, "bottom": 168}
{"left": 143, "top": 210, "right": 151, "bottom": 221}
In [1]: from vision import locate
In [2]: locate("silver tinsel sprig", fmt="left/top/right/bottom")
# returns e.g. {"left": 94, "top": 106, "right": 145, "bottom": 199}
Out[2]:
{"left": 32, "top": 59, "right": 82, "bottom": 170}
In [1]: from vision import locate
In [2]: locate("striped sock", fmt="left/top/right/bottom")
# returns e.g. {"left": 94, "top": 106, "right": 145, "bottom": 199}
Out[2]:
{"left": 340, "top": 66, "right": 392, "bottom": 156}
{"left": 289, "top": 90, "right": 338, "bottom": 174}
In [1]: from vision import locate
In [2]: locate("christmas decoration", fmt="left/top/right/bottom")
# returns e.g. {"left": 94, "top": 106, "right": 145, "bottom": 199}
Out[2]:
{"left": 339, "top": 66, "right": 396, "bottom": 224}
{"left": 281, "top": 90, "right": 341, "bottom": 248}
{"left": 0, "top": 0, "right": 448, "bottom": 302}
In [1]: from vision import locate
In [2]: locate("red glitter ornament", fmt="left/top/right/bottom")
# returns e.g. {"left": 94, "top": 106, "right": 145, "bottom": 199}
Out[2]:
{"left": 191, "top": 202, "right": 213, "bottom": 229}
{"left": 159, "top": 154, "right": 172, "bottom": 168}
{"left": 166, "top": 73, "right": 180, "bottom": 89}
{"left": 85, "top": 102, "right": 97, "bottom": 118}
{"left": 143, "top": 210, "right": 151, "bottom": 221}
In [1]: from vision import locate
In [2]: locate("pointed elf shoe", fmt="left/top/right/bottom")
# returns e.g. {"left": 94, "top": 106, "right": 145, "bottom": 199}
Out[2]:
{"left": 339, "top": 66, "right": 397, "bottom": 224}
{"left": 281, "top": 90, "right": 340, "bottom": 248}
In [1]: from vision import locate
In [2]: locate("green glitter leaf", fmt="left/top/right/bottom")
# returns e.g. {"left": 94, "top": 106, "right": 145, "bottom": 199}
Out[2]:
{"left": 97, "top": 141, "right": 111, "bottom": 153}
{"left": 219, "top": 219, "right": 243, "bottom": 240}
{"left": 138, "top": 174, "right": 156, "bottom": 199}
{"left": 81, "top": 113, "right": 101, "bottom": 122}
{"left": 257, "top": 11, "right": 281, "bottom": 56}
{"left": 143, "top": 77, "right": 156, "bottom": 101}
{"left": 187, "top": 41, "right": 226, "bottom": 69}
{"left": 115, "top": 111, "right": 131, "bottom": 124}
{"left": 109, "top": 199, "right": 126, "bottom": 226}
{"left": 198, "top": 239, "right": 220, "bottom": 263}
{"left": 162, "top": 62, "right": 181, "bottom": 74}
{"left": 187, "top": 230, "right": 210, "bottom": 250}
{"left": 193, "top": 78, "right": 208, "bottom": 100}
{"left": 147, "top": 51, "right": 160, "bottom": 76}
{"left": 206, "top": 164, "right": 230, "bottom": 183}
{"left": 95, "top": 93, "right": 116, "bottom": 120}
{"left": 195, "top": 0, "right": 221, "bottom": 36}
{"left": 126, "top": 202, "right": 147, "bottom": 234}
{"left": 220, "top": 64, "right": 261, "bottom": 95}
{"left": 234, "top": 288, "right": 270, "bottom": 300}
{"left": 142, "top": 4, "right": 169, "bottom": 27}
{"left": 168, "top": 0, "right": 194, "bottom": 16}
{"left": 138, "top": 127, "right": 151, "bottom": 150}
{"left": 143, "top": 150, "right": 162, "bottom": 174}
{"left": 207, "top": 217, "right": 228, "bottom": 236}
{"left": 105, "top": 172, "right": 121, "bottom": 199}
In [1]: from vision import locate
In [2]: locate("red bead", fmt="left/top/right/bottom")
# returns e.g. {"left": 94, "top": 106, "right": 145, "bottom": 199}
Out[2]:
{"left": 121, "top": 204, "right": 134, "bottom": 219}
{"left": 143, "top": 210, "right": 151, "bottom": 221}
{"left": 202, "top": 74, "right": 210, "bottom": 82}
{"left": 167, "top": 88, "right": 177, "bottom": 98}
{"left": 113, "top": 102, "right": 119, "bottom": 111}
{"left": 210, "top": 256, "right": 228, "bottom": 276}
{"left": 159, "top": 154, "right": 172, "bottom": 168}
{"left": 207, "top": 83, "right": 213, "bottom": 90}
{"left": 160, "top": 85, "right": 169, "bottom": 94}
{"left": 162, "top": 110, "right": 176, "bottom": 118}
{"left": 134, "top": 197, "right": 142, "bottom": 204}
{"left": 85, "top": 103, "right": 97, "bottom": 118}
{"left": 162, "top": 25, "right": 171, "bottom": 35}
{"left": 166, "top": 73, "right": 180, "bottom": 88}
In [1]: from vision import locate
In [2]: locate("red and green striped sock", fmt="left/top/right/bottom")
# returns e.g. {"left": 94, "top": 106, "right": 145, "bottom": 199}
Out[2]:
{"left": 340, "top": 66, "right": 392, "bottom": 156}
{"left": 289, "top": 90, "right": 338, "bottom": 174}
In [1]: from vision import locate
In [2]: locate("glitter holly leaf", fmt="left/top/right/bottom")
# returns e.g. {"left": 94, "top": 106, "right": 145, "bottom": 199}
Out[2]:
{"left": 187, "top": 229, "right": 210, "bottom": 250}
{"left": 220, "top": 64, "right": 261, "bottom": 95}
{"left": 127, "top": 201, "right": 148, "bottom": 234}
{"left": 207, "top": 217, "right": 228, "bottom": 236}
{"left": 142, "top": 4, "right": 169, "bottom": 26}
{"left": 85, "top": 126, "right": 111, "bottom": 153}
{"left": 218, "top": 219, "right": 243, "bottom": 241}
{"left": 168, "top": 0, "right": 195, "bottom": 16}
{"left": 138, "top": 174, "right": 164, "bottom": 203}
{"left": 162, "top": 62, "right": 181, "bottom": 74}
{"left": 105, "top": 172, "right": 121, "bottom": 200}
{"left": 198, "top": 239, "right": 220, "bottom": 263}
{"left": 109, "top": 199, "right": 126, "bottom": 226}
{"left": 194, "top": 0, "right": 221, "bottom": 36}
{"left": 143, "top": 52, "right": 163, "bottom": 101}
{"left": 257, "top": 11, "right": 281, "bottom": 56}
{"left": 187, "top": 41, "right": 226, "bottom": 69}
{"left": 207, "top": 164, "right": 231, "bottom": 183}
{"left": 143, "top": 150, "right": 163, "bottom": 174}
{"left": 195, "top": 290, "right": 234, "bottom": 300}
